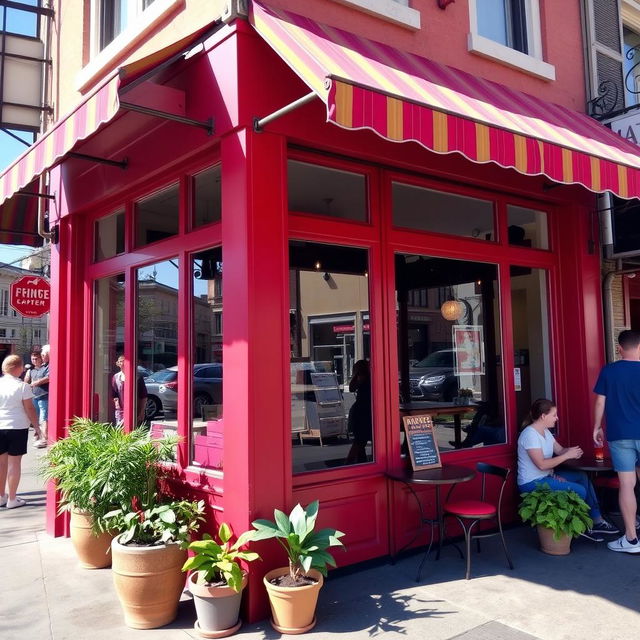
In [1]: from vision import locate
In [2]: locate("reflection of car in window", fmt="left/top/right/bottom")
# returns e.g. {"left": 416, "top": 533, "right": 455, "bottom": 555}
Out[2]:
{"left": 143, "top": 368, "right": 177, "bottom": 420}
{"left": 408, "top": 349, "right": 459, "bottom": 401}
{"left": 157, "top": 363, "right": 223, "bottom": 418}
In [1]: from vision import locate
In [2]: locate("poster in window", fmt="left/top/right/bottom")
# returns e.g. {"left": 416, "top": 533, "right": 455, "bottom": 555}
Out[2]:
{"left": 453, "top": 325, "right": 484, "bottom": 375}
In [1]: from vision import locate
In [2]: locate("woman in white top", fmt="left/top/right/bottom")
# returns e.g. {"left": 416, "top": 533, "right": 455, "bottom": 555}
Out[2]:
{"left": 517, "top": 398, "right": 617, "bottom": 539}
{"left": 0, "top": 355, "right": 42, "bottom": 509}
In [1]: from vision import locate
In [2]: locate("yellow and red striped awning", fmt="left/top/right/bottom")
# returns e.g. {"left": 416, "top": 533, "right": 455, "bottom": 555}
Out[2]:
{"left": 250, "top": 1, "right": 640, "bottom": 200}
{"left": 0, "top": 23, "right": 216, "bottom": 246}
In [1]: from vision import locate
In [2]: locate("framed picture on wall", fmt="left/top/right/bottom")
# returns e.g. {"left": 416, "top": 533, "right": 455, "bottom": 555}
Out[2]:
{"left": 453, "top": 325, "right": 484, "bottom": 375}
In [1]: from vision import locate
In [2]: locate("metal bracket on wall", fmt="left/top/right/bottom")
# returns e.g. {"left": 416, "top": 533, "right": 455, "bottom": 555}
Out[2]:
{"left": 119, "top": 102, "right": 214, "bottom": 135}
{"left": 67, "top": 152, "right": 128, "bottom": 169}
{"left": 254, "top": 91, "right": 317, "bottom": 132}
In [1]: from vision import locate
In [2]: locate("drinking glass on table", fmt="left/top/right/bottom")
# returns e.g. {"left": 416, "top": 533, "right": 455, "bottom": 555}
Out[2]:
{"left": 594, "top": 442, "right": 605, "bottom": 462}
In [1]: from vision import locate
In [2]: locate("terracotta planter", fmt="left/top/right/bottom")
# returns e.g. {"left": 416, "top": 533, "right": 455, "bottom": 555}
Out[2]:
{"left": 263, "top": 567, "right": 323, "bottom": 634}
{"left": 537, "top": 525, "right": 571, "bottom": 555}
{"left": 69, "top": 509, "right": 114, "bottom": 569}
{"left": 111, "top": 536, "right": 187, "bottom": 629}
{"left": 189, "top": 571, "right": 247, "bottom": 638}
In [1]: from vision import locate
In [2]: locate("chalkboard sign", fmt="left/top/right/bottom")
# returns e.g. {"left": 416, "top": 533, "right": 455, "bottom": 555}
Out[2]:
{"left": 403, "top": 414, "right": 441, "bottom": 470}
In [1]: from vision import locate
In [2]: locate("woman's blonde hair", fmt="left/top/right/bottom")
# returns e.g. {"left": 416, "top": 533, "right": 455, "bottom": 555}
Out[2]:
{"left": 2, "top": 354, "right": 23, "bottom": 374}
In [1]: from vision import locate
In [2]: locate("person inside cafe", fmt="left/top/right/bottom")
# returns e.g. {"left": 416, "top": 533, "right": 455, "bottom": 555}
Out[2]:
{"left": 346, "top": 359, "right": 372, "bottom": 464}
{"left": 517, "top": 397, "right": 618, "bottom": 542}
{"left": 112, "top": 355, "right": 147, "bottom": 426}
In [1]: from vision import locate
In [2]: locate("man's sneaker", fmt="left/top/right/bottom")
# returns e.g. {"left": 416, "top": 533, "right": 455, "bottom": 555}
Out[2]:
{"left": 591, "top": 520, "right": 620, "bottom": 535}
{"left": 580, "top": 529, "right": 605, "bottom": 542}
{"left": 607, "top": 534, "right": 640, "bottom": 553}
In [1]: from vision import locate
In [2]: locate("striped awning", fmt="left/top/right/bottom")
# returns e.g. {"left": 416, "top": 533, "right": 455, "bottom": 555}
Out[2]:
{"left": 250, "top": 1, "right": 640, "bottom": 200}
{"left": 0, "top": 23, "right": 217, "bottom": 246}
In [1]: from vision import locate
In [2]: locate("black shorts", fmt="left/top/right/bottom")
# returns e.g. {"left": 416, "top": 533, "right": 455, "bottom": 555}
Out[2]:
{"left": 0, "top": 429, "right": 29, "bottom": 456}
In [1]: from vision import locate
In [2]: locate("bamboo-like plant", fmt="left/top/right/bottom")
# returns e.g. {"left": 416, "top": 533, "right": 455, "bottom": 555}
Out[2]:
{"left": 40, "top": 417, "right": 178, "bottom": 533}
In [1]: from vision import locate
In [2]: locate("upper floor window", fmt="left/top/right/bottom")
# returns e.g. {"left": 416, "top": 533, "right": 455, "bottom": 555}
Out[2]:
{"left": 624, "top": 27, "right": 640, "bottom": 107}
{"left": 477, "top": 0, "right": 528, "bottom": 53}
{"left": 468, "top": 0, "right": 555, "bottom": 80}
{"left": 0, "top": 289, "right": 8, "bottom": 316}
{"left": 97, "top": 0, "right": 157, "bottom": 51}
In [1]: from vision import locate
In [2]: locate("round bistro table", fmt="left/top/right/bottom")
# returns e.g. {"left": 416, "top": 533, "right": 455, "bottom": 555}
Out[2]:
{"left": 387, "top": 465, "right": 476, "bottom": 581}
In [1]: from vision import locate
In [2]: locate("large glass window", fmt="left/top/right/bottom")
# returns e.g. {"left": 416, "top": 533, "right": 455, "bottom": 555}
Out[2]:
{"left": 135, "top": 259, "right": 179, "bottom": 433}
{"left": 393, "top": 182, "right": 495, "bottom": 240}
{"left": 510, "top": 266, "right": 552, "bottom": 425}
{"left": 290, "top": 241, "right": 373, "bottom": 473}
{"left": 97, "top": 0, "right": 157, "bottom": 51}
{"left": 288, "top": 160, "right": 368, "bottom": 222}
{"left": 135, "top": 184, "right": 179, "bottom": 247}
{"left": 396, "top": 255, "right": 505, "bottom": 453}
{"left": 190, "top": 247, "right": 223, "bottom": 469}
{"left": 92, "top": 274, "right": 124, "bottom": 424}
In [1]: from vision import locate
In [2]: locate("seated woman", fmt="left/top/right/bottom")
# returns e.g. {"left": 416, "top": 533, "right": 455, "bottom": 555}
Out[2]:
{"left": 517, "top": 398, "right": 618, "bottom": 541}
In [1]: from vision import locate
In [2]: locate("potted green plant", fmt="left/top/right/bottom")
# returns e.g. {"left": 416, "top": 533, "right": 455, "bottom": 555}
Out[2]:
{"left": 457, "top": 388, "right": 474, "bottom": 405}
{"left": 103, "top": 497, "right": 205, "bottom": 630}
{"left": 251, "top": 500, "right": 345, "bottom": 634}
{"left": 40, "top": 417, "right": 178, "bottom": 569}
{"left": 519, "top": 486, "right": 593, "bottom": 555}
{"left": 182, "top": 523, "right": 260, "bottom": 637}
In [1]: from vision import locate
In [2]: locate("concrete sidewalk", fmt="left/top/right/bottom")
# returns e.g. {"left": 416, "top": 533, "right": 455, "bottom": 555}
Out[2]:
{"left": 2, "top": 446, "right": 640, "bottom": 640}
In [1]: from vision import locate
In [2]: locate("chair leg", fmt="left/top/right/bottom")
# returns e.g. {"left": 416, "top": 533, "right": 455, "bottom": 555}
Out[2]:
{"left": 416, "top": 518, "right": 436, "bottom": 582}
{"left": 498, "top": 519, "right": 514, "bottom": 570}
{"left": 464, "top": 520, "right": 479, "bottom": 580}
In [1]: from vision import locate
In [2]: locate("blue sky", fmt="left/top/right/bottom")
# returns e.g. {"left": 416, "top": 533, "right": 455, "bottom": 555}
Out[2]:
{"left": 1, "top": 1, "right": 42, "bottom": 266}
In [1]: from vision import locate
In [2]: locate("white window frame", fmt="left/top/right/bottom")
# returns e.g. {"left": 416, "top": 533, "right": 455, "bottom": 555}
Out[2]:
{"left": 330, "top": 0, "right": 420, "bottom": 30}
{"left": 468, "top": 0, "right": 555, "bottom": 81}
{"left": 77, "top": 0, "right": 184, "bottom": 92}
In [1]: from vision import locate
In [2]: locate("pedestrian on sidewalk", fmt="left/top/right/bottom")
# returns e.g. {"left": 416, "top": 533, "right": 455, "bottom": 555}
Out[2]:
{"left": 0, "top": 354, "right": 42, "bottom": 509}
{"left": 24, "top": 348, "right": 49, "bottom": 448}
{"left": 593, "top": 329, "right": 640, "bottom": 553}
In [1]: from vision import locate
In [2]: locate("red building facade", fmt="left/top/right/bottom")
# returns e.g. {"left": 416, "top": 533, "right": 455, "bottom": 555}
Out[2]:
{"left": 3, "top": 0, "right": 640, "bottom": 622}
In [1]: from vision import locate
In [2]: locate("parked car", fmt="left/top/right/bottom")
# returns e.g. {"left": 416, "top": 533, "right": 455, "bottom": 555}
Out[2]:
{"left": 158, "top": 363, "right": 223, "bottom": 418}
{"left": 408, "top": 349, "right": 459, "bottom": 401}
{"left": 142, "top": 368, "right": 176, "bottom": 420}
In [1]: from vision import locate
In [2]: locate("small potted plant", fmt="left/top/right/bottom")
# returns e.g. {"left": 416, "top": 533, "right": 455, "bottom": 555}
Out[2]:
{"left": 457, "top": 388, "right": 474, "bottom": 405}
{"left": 519, "top": 486, "right": 592, "bottom": 555}
{"left": 182, "top": 523, "right": 260, "bottom": 637}
{"left": 251, "top": 500, "right": 345, "bottom": 634}
{"left": 104, "top": 497, "right": 205, "bottom": 629}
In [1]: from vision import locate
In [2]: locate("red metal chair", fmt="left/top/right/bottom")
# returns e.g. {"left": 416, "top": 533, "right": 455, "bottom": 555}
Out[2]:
{"left": 442, "top": 462, "right": 514, "bottom": 580}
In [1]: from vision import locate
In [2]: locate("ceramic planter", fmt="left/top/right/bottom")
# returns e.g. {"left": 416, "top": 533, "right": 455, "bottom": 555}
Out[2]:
{"left": 189, "top": 571, "right": 247, "bottom": 638}
{"left": 263, "top": 567, "right": 323, "bottom": 634}
{"left": 537, "top": 525, "right": 571, "bottom": 555}
{"left": 69, "top": 508, "right": 114, "bottom": 569}
{"left": 111, "top": 535, "right": 187, "bottom": 629}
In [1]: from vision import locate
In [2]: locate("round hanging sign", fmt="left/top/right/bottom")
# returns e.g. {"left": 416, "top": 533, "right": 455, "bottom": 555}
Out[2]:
{"left": 10, "top": 276, "right": 51, "bottom": 318}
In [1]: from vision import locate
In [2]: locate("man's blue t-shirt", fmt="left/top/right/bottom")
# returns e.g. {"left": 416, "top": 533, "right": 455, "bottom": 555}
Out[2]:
{"left": 593, "top": 360, "right": 640, "bottom": 441}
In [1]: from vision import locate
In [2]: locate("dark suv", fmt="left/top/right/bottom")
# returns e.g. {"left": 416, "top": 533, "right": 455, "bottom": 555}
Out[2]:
{"left": 408, "top": 349, "right": 459, "bottom": 401}
{"left": 157, "top": 363, "right": 222, "bottom": 417}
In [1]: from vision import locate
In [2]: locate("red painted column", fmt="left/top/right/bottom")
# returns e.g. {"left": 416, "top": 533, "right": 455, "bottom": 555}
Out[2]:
{"left": 221, "top": 127, "right": 289, "bottom": 622}
{"left": 45, "top": 169, "right": 86, "bottom": 535}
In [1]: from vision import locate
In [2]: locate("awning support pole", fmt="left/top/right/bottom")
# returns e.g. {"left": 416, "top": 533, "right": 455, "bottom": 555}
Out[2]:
{"left": 253, "top": 91, "right": 317, "bottom": 132}
{"left": 119, "top": 102, "right": 215, "bottom": 135}
{"left": 17, "top": 191, "right": 55, "bottom": 199}
{"left": 67, "top": 152, "right": 128, "bottom": 169}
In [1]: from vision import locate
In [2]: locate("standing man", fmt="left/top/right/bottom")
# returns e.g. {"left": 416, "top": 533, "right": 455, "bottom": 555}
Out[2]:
{"left": 593, "top": 330, "right": 640, "bottom": 553}
{"left": 0, "top": 355, "right": 42, "bottom": 508}
{"left": 25, "top": 349, "right": 49, "bottom": 448}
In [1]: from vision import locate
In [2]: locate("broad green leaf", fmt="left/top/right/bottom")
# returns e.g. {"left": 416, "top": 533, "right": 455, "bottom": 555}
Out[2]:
{"left": 218, "top": 522, "right": 232, "bottom": 544}
{"left": 289, "top": 504, "right": 306, "bottom": 538}
{"left": 274, "top": 509, "right": 291, "bottom": 536}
